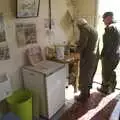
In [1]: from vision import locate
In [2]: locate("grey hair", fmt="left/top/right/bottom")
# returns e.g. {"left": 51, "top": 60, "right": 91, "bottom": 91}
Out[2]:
{"left": 76, "top": 18, "right": 88, "bottom": 26}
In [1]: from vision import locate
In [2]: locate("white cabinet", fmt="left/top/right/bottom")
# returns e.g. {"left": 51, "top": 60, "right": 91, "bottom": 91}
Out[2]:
{"left": 22, "top": 61, "right": 66, "bottom": 119}
{"left": 46, "top": 68, "right": 65, "bottom": 117}
{"left": 65, "top": 63, "right": 69, "bottom": 87}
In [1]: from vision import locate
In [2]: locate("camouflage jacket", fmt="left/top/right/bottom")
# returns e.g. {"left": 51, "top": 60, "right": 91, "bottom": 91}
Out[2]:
{"left": 76, "top": 24, "right": 99, "bottom": 59}
{"left": 101, "top": 23, "right": 120, "bottom": 60}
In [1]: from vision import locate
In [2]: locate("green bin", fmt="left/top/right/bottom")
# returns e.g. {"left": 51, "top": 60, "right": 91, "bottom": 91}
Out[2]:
{"left": 6, "top": 89, "right": 32, "bottom": 120}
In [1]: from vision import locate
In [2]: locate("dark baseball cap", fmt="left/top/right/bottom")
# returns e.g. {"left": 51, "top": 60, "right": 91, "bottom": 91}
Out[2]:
{"left": 103, "top": 12, "right": 113, "bottom": 19}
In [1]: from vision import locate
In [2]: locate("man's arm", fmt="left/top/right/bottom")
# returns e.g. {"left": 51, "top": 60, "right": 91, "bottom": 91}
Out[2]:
{"left": 101, "top": 26, "right": 120, "bottom": 58}
{"left": 108, "top": 27, "right": 119, "bottom": 54}
{"left": 76, "top": 29, "right": 88, "bottom": 53}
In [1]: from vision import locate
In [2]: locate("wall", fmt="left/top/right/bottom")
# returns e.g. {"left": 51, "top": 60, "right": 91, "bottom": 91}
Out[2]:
{"left": 77, "top": 0, "right": 98, "bottom": 27}
{"left": 0, "top": 0, "right": 98, "bottom": 91}
{"left": 60, "top": 0, "right": 98, "bottom": 45}
{"left": 0, "top": 0, "right": 68, "bottom": 91}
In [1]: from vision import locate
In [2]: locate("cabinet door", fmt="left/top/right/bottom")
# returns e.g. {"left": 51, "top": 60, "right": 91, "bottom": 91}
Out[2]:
{"left": 22, "top": 69, "right": 47, "bottom": 118}
{"left": 46, "top": 67, "right": 66, "bottom": 118}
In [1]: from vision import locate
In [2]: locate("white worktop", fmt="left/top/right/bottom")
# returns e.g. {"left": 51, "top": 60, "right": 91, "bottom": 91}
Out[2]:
{"left": 24, "top": 60, "right": 64, "bottom": 76}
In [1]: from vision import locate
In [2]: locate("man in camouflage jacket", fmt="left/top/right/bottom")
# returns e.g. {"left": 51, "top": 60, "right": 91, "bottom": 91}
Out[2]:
{"left": 98, "top": 12, "right": 120, "bottom": 94}
{"left": 75, "top": 19, "right": 99, "bottom": 101}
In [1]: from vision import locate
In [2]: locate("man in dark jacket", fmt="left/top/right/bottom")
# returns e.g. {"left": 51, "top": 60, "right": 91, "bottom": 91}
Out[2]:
{"left": 75, "top": 19, "right": 99, "bottom": 101}
{"left": 98, "top": 12, "right": 120, "bottom": 94}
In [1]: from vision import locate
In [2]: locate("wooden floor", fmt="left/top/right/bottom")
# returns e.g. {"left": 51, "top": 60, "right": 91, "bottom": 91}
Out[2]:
{"left": 59, "top": 86, "right": 120, "bottom": 120}
{"left": 59, "top": 61, "right": 120, "bottom": 120}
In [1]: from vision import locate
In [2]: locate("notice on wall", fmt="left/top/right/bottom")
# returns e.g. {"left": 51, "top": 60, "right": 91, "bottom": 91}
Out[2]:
{"left": 16, "top": 23, "right": 37, "bottom": 47}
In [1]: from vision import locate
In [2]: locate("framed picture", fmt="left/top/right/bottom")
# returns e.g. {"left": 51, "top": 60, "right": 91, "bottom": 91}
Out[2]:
{"left": 16, "top": 23, "right": 37, "bottom": 47}
{"left": 26, "top": 46, "right": 43, "bottom": 66}
{"left": 16, "top": 0, "right": 40, "bottom": 18}
{"left": 0, "top": 15, "right": 6, "bottom": 42}
{"left": 0, "top": 45, "right": 10, "bottom": 60}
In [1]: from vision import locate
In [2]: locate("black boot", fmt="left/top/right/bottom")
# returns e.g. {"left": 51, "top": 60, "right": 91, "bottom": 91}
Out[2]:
{"left": 75, "top": 92, "right": 90, "bottom": 102}
{"left": 97, "top": 87, "right": 109, "bottom": 95}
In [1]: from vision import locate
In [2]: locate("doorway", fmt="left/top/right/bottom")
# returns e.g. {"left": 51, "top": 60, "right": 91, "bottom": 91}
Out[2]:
{"left": 93, "top": 0, "right": 120, "bottom": 90}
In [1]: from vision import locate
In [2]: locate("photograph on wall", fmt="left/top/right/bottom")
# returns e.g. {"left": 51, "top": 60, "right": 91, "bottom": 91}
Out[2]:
{"left": 17, "top": 0, "right": 40, "bottom": 18}
{"left": 16, "top": 23, "right": 37, "bottom": 47}
{"left": 0, "top": 45, "right": 10, "bottom": 60}
{"left": 0, "top": 15, "right": 6, "bottom": 43}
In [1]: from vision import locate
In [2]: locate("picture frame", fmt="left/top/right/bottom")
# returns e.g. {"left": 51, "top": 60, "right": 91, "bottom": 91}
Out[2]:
{"left": 0, "top": 14, "right": 6, "bottom": 42}
{"left": 16, "top": 0, "right": 40, "bottom": 18}
{"left": 16, "top": 23, "right": 37, "bottom": 47}
{"left": 0, "top": 44, "right": 10, "bottom": 60}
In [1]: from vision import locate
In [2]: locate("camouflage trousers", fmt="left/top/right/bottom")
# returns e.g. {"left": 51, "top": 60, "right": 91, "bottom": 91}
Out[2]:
{"left": 101, "top": 58, "right": 119, "bottom": 93}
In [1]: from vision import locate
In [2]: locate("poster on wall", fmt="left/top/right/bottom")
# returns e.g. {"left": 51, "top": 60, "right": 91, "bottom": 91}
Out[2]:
{"left": 17, "top": 0, "right": 40, "bottom": 18}
{"left": 16, "top": 23, "right": 37, "bottom": 47}
{"left": 0, "top": 45, "right": 10, "bottom": 60}
{"left": 0, "top": 15, "right": 6, "bottom": 43}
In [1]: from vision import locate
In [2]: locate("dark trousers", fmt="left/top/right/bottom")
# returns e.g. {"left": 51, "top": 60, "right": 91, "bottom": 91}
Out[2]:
{"left": 101, "top": 58, "right": 119, "bottom": 92}
{"left": 79, "top": 46, "right": 99, "bottom": 96}
{"left": 79, "top": 56, "right": 99, "bottom": 96}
